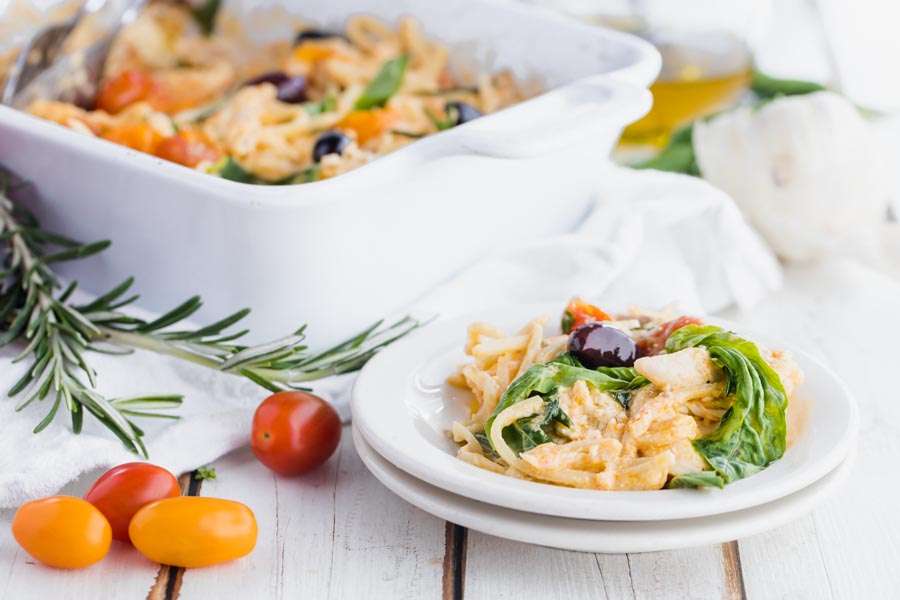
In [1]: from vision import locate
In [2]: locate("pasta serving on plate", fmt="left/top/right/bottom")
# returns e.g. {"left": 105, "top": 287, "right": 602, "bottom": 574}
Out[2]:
{"left": 448, "top": 299, "right": 803, "bottom": 491}
{"left": 18, "top": 2, "right": 529, "bottom": 184}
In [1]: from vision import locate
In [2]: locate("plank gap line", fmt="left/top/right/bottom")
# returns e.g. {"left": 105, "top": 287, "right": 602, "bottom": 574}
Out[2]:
{"left": 721, "top": 541, "right": 747, "bottom": 600}
{"left": 442, "top": 522, "right": 468, "bottom": 600}
{"left": 145, "top": 470, "right": 204, "bottom": 600}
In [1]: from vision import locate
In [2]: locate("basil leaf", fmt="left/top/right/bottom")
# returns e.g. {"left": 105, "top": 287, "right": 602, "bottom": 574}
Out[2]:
{"left": 750, "top": 70, "right": 826, "bottom": 100}
{"left": 355, "top": 56, "right": 409, "bottom": 110}
{"left": 218, "top": 157, "right": 256, "bottom": 183}
{"left": 191, "top": 0, "right": 221, "bottom": 36}
{"left": 302, "top": 96, "right": 336, "bottom": 117}
{"left": 632, "top": 124, "right": 700, "bottom": 176}
{"left": 486, "top": 362, "right": 648, "bottom": 454}
{"left": 504, "top": 395, "right": 571, "bottom": 455}
{"left": 425, "top": 108, "right": 453, "bottom": 131}
{"left": 668, "top": 471, "right": 725, "bottom": 489}
{"left": 218, "top": 158, "right": 319, "bottom": 185}
{"left": 666, "top": 325, "right": 788, "bottom": 485}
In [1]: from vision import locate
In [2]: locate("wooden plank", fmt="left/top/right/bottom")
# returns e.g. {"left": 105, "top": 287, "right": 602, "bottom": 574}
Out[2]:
{"left": 442, "top": 523, "right": 467, "bottom": 600}
{"left": 720, "top": 542, "right": 746, "bottom": 600}
{"left": 625, "top": 546, "right": 727, "bottom": 599}
{"left": 0, "top": 469, "right": 160, "bottom": 600}
{"left": 326, "top": 429, "right": 445, "bottom": 599}
{"left": 176, "top": 426, "right": 445, "bottom": 599}
{"left": 465, "top": 531, "right": 615, "bottom": 599}
{"left": 738, "top": 517, "right": 831, "bottom": 600}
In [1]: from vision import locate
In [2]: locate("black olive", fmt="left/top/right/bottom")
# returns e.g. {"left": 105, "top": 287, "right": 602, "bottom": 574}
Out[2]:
{"left": 274, "top": 76, "right": 308, "bottom": 104}
{"left": 242, "top": 71, "right": 308, "bottom": 104}
{"left": 446, "top": 101, "right": 483, "bottom": 125}
{"left": 568, "top": 322, "right": 639, "bottom": 369}
{"left": 295, "top": 30, "right": 342, "bottom": 45}
{"left": 313, "top": 131, "right": 352, "bottom": 162}
{"left": 243, "top": 71, "right": 289, "bottom": 88}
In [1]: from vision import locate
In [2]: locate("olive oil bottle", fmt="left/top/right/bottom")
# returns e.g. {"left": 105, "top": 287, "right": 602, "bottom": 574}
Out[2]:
{"left": 621, "top": 30, "right": 752, "bottom": 146}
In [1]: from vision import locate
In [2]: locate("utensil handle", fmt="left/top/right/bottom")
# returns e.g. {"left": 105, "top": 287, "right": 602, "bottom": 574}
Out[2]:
{"left": 448, "top": 76, "right": 652, "bottom": 159}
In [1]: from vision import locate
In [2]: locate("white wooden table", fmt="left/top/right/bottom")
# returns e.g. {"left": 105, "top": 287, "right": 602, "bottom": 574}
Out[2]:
{"left": 1, "top": 258, "right": 896, "bottom": 599}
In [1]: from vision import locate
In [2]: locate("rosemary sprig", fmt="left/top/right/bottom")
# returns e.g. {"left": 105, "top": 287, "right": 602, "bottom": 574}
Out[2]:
{"left": 0, "top": 169, "right": 420, "bottom": 455}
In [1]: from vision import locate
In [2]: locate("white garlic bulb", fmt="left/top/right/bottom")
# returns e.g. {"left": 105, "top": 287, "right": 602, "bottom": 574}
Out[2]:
{"left": 693, "top": 91, "right": 891, "bottom": 263}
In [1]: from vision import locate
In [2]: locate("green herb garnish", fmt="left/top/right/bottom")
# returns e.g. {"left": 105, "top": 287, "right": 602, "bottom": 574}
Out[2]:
{"left": 302, "top": 96, "right": 337, "bottom": 117}
{"left": 485, "top": 357, "right": 648, "bottom": 456}
{"left": 632, "top": 124, "right": 700, "bottom": 176}
{"left": 666, "top": 325, "right": 789, "bottom": 489}
{"left": 195, "top": 466, "right": 217, "bottom": 480}
{"left": 191, "top": 0, "right": 221, "bottom": 36}
{"left": 354, "top": 56, "right": 409, "bottom": 110}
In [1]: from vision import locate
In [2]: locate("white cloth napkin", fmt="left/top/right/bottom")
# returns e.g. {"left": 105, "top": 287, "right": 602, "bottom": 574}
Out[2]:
{"left": 0, "top": 167, "right": 781, "bottom": 508}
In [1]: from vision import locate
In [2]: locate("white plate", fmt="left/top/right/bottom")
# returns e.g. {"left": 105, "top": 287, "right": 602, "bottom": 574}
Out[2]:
{"left": 351, "top": 303, "right": 859, "bottom": 521}
{"left": 352, "top": 425, "right": 852, "bottom": 553}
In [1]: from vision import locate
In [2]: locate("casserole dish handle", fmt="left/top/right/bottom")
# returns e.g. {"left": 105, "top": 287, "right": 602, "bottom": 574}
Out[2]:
{"left": 448, "top": 76, "right": 652, "bottom": 159}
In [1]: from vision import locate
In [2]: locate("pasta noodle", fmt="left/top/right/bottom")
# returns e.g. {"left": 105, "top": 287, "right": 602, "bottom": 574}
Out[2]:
{"left": 15, "top": 3, "right": 530, "bottom": 184}
{"left": 449, "top": 307, "right": 804, "bottom": 491}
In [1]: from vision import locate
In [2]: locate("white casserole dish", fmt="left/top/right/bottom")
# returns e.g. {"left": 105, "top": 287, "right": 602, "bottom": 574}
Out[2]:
{"left": 0, "top": 0, "right": 659, "bottom": 347}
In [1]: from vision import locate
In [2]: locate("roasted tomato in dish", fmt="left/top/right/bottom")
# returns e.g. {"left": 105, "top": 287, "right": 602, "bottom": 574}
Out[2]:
{"left": 561, "top": 299, "right": 612, "bottom": 334}
{"left": 12, "top": 496, "right": 112, "bottom": 569}
{"left": 637, "top": 316, "right": 704, "bottom": 356}
{"left": 83, "top": 462, "right": 181, "bottom": 543}
{"left": 251, "top": 391, "right": 342, "bottom": 476}
{"left": 95, "top": 69, "right": 159, "bottom": 114}
{"left": 155, "top": 130, "right": 223, "bottom": 168}
{"left": 129, "top": 497, "right": 257, "bottom": 568}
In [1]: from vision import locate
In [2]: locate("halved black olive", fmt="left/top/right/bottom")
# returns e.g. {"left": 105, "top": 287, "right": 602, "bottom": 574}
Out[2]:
{"left": 295, "top": 30, "right": 342, "bottom": 45}
{"left": 446, "top": 101, "right": 483, "bottom": 125}
{"left": 243, "top": 71, "right": 289, "bottom": 88}
{"left": 274, "top": 76, "right": 308, "bottom": 104}
{"left": 242, "top": 71, "right": 308, "bottom": 104}
{"left": 313, "top": 131, "right": 352, "bottom": 162}
{"left": 568, "top": 322, "right": 639, "bottom": 369}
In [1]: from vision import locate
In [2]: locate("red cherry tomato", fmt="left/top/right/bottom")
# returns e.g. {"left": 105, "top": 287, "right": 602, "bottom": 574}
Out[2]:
{"left": 251, "top": 391, "right": 342, "bottom": 476}
{"left": 637, "top": 316, "right": 705, "bottom": 356}
{"left": 562, "top": 299, "right": 612, "bottom": 333}
{"left": 155, "top": 129, "right": 222, "bottom": 168}
{"left": 83, "top": 463, "right": 181, "bottom": 542}
{"left": 95, "top": 69, "right": 158, "bottom": 114}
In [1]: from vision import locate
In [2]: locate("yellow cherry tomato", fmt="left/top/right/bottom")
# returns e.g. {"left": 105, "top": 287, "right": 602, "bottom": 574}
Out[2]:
{"left": 12, "top": 496, "right": 112, "bottom": 569}
{"left": 129, "top": 497, "right": 257, "bottom": 567}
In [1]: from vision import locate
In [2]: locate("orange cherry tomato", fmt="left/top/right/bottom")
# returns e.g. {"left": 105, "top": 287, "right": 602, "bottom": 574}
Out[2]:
{"left": 251, "top": 391, "right": 342, "bottom": 476}
{"left": 292, "top": 44, "right": 337, "bottom": 64}
{"left": 95, "top": 69, "right": 158, "bottom": 114}
{"left": 83, "top": 462, "right": 181, "bottom": 543}
{"left": 336, "top": 108, "right": 399, "bottom": 145}
{"left": 129, "top": 497, "right": 257, "bottom": 568}
{"left": 101, "top": 123, "right": 165, "bottom": 154}
{"left": 155, "top": 129, "right": 223, "bottom": 168}
{"left": 562, "top": 299, "right": 613, "bottom": 333}
{"left": 12, "top": 496, "right": 111, "bottom": 569}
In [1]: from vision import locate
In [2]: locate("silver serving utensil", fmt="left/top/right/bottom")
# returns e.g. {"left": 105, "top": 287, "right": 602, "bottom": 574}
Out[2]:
{"left": 1, "top": 0, "right": 109, "bottom": 106}
{"left": 7, "top": 0, "right": 150, "bottom": 110}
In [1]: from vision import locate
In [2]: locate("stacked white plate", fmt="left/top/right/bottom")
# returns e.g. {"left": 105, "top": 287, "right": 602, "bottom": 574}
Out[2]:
{"left": 350, "top": 304, "right": 859, "bottom": 553}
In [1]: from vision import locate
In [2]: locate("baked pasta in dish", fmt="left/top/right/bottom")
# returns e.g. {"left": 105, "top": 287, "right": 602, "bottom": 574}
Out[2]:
{"left": 22, "top": 2, "right": 529, "bottom": 184}
{"left": 448, "top": 299, "right": 803, "bottom": 491}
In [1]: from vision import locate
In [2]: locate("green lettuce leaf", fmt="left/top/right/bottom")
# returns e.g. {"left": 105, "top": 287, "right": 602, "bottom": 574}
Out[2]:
{"left": 666, "top": 325, "right": 788, "bottom": 486}
{"left": 485, "top": 360, "right": 648, "bottom": 455}
{"left": 668, "top": 471, "right": 725, "bottom": 489}
{"left": 354, "top": 56, "right": 409, "bottom": 110}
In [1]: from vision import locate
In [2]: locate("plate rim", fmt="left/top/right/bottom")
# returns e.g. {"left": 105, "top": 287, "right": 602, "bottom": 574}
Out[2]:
{"left": 351, "top": 302, "right": 860, "bottom": 522}
{"left": 351, "top": 424, "right": 853, "bottom": 554}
